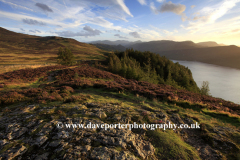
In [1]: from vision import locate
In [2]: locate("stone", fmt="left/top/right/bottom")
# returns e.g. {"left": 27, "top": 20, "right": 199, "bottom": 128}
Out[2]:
{"left": 35, "top": 136, "right": 48, "bottom": 147}
{"left": 95, "top": 111, "right": 107, "bottom": 119}
{"left": 34, "top": 152, "right": 49, "bottom": 160}
{"left": 12, "top": 127, "right": 28, "bottom": 139}
{"left": 2, "top": 145, "right": 27, "bottom": 160}
{"left": 49, "top": 140, "right": 62, "bottom": 148}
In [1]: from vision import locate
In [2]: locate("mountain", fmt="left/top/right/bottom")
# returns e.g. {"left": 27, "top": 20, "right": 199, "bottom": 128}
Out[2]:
{"left": 0, "top": 27, "right": 109, "bottom": 64}
{"left": 124, "top": 40, "right": 240, "bottom": 70}
{"left": 196, "top": 41, "right": 220, "bottom": 47}
{"left": 157, "top": 45, "right": 240, "bottom": 69}
{"left": 128, "top": 40, "right": 203, "bottom": 52}
{"left": 89, "top": 40, "right": 142, "bottom": 47}
{"left": 90, "top": 43, "right": 126, "bottom": 52}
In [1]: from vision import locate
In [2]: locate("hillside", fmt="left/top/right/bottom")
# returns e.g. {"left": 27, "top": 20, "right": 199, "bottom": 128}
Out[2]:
{"left": 158, "top": 45, "right": 240, "bottom": 69}
{"left": 90, "top": 43, "right": 126, "bottom": 52}
{"left": 89, "top": 40, "right": 142, "bottom": 47}
{"left": 0, "top": 64, "right": 239, "bottom": 160}
{"left": 196, "top": 41, "right": 220, "bottom": 47}
{"left": 91, "top": 39, "right": 240, "bottom": 70}
{"left": 0, "top": 27, "right": 108, "bottom": 65}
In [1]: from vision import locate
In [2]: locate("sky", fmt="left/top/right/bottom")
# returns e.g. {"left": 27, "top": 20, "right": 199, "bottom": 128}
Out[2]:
{"left": 0, "top": 0, "right": 240, "bottom": 46}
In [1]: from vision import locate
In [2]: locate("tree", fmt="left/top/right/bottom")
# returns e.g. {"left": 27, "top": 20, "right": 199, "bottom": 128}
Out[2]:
{"left": 57, "top": 47, "right": 75, "bottom": 66}
{"left": 200, "top": 81, "right": 210, "bottom": 95}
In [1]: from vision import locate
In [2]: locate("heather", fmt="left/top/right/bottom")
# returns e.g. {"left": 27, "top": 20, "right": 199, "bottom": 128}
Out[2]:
{"left": 0, "top": 64, "right": 239, "bottom": 160}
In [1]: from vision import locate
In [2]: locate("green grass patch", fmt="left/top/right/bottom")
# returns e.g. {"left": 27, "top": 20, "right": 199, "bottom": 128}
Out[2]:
{"left": 147, "top": 129, "right": 200, "bottom": 160}
{"left": 202, "top": 109, "right": 240, "bottom": 128}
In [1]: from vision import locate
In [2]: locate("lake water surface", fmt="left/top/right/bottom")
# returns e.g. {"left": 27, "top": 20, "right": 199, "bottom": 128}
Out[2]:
{"left": 172, "top": 60, "right": 240, "bottom": 104}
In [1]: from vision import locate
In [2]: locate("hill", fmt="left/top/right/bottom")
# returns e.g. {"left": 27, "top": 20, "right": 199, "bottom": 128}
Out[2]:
{"left": 91, "top": 39, "right": 240, "bottom": 69}
{"left": 0, "top": 64, "right": 239, "bottom": 160}
{"left": 90, "top": 43, "right": 126, "bottom": 52}
{"left": 129, "top": 40, "right": 203, "bottom": 52}
{"left": 126, "top": 40, "right": 240, "bottom": 70}
{"left": 0, "top": 27, "right": 108, "bottom": 65}
{"left": 89, "top": 40, "right": 142, "bottom": 47}
{"left": 158, "top": 45, "right": 240, "bottom": 69}
{"left": 196, "top": 41, "right": 220, "bottom": 47}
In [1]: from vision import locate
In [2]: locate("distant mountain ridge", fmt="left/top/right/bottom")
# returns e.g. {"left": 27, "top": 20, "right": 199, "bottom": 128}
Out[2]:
{"left": 91, "top": 39, "right": 240, "bottom": 70}
{"left": 89, "top": 40, "right": 142, "bottom": 47}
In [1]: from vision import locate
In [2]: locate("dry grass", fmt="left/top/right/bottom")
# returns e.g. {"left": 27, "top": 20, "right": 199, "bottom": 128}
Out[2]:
{"left": 0, "top": 64, "right": 56, "bottom": 74}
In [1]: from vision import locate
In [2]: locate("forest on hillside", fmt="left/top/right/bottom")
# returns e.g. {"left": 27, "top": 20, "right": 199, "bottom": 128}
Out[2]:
{"left": 108, "top": 49, "right": 200, "bottom": 93}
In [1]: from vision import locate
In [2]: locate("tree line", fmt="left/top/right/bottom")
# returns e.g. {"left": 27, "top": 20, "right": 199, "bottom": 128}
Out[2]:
{"left": 108, "top": 48, "right": 200, "bottom": 93}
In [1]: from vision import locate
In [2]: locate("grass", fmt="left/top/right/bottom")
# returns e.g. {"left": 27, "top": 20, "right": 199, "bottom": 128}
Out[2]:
{"left": 147, "top": 129, "right": 201, "bottom": 160}
{"left": 202, "top": 109, "right": 240, "bottom": 128}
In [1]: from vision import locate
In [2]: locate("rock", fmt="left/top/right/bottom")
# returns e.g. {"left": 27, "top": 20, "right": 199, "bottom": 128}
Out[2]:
{"left": 55, "top": 131, "right": 69, "bottom": 139}
{"left": 90, "top": 147, "right": 112, "bottom": 160}
{"left": 95, "top": 111, "right": 107, "bottom": 119}
{"left": 82, "top": 145, "right": 91, "bottom": 152}
{"left": 37, "top": 123, "right": 53, "bottom": 136}
{"left": 35, "top": 136, "right": 48, "bottom": 147}
{"left": 113, "top": 114, "right": 122, "bottom": 121}
{"left": 35, "top": 152, "right": 49, "bottom": 160}
{"left": 199, "top": 145, "right": 223, "bottom": 160}
{"left": 171, "top": 113, "right": 184, "bottom": 124}
{"left": 1, "top": 145, "right": 27, "bottom": 160}
{"left": 49, "top": 140, "right": 62, "bottom": 147}
{"left": 113, "top": 151, "right": 138, "bottom": 160}
{"left": 0, "top": 139, "right": 8, "bottom": 149}
{"left": 12, "top": 127, "right": 28, "bottom": 139}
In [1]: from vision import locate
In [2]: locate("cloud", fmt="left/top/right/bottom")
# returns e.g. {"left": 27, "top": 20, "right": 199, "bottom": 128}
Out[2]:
{"left": 129, "top": 31, "right": 141, "bottom": 38}
{"left": 159, "top": 1, "right": 186, "bottom": 15}
{"left": 232, "top": 29, "right": 240, "bottom": 32}
{"left": 116, "top": 0, "right": 133, "bottom": 17}
{"left": 29, "top": 29, "right": 41, "bottom": 33}
{"left": 191, "top": 5, "right": 196, "bottom": 9}
{"left": 156, "top": 0, "right": 165, "bottom": 3}
{"left": 55, "top": 25, "right": 102, "bottom": 37}
{"left": 184, "top": 0, "right": 240, "bottom": 33}
{"left": 150, "top": 1, "right": 187, "bottom": 20}
{"left": 137, "top": 0, "right": 147, "bottom": 5}
{"left": 150, "top": 2, "right": 158, "bottom": 14}
{"left": 35, "top": 3, "right": 53, "bottom": 12}
{"left": 20, "top": 28, "right": 25, "bottom": 31}
{"left": 29, "top": 30, "right": 36, "bottom": 33}
{"left": 0, "top": 0, "right": 33, "bottom": 11}
{"left": 35, "top": 30, "right": 41, "bottom": 33}
{"left": 114, "top": 34, "right": 128, "bottom": 39}
{"left": 22, "top": 18, "right": 46, "bottom": 26}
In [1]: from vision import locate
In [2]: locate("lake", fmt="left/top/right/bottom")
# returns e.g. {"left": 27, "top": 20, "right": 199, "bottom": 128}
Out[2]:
{"left": 172, "top": 60, "right": 240, "bottom": 104}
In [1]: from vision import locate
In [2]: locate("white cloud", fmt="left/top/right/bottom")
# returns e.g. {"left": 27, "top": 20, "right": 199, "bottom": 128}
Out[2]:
{"left": 156, "top": 0, "right": 165, "bottom": 3}
{"left": 116, "top": 0, "right": 133, "bottom": 17}
{"left": 184, "top": 0, "right": 240, "bottom": 33}
{"left": 150, "top": 2, "right": 158, "bottom": 14}
{"left": 0, "top": 0, "right": 33, "bottom": 11}
{"left": 137, "top": 0, "right": 147, "bottom": 5}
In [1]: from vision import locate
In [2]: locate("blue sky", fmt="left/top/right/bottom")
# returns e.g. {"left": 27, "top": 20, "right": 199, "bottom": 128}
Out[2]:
{"left": 0, "top": 0, "right": 240, "bottom": 45}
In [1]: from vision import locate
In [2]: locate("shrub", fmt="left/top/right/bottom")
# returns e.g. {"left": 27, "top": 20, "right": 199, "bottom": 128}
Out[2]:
{"left": 200, "top": 81, "right": 210, "bottom": 96}
{"left": 57, "top": 47, "right": 75, "bottom": 66}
